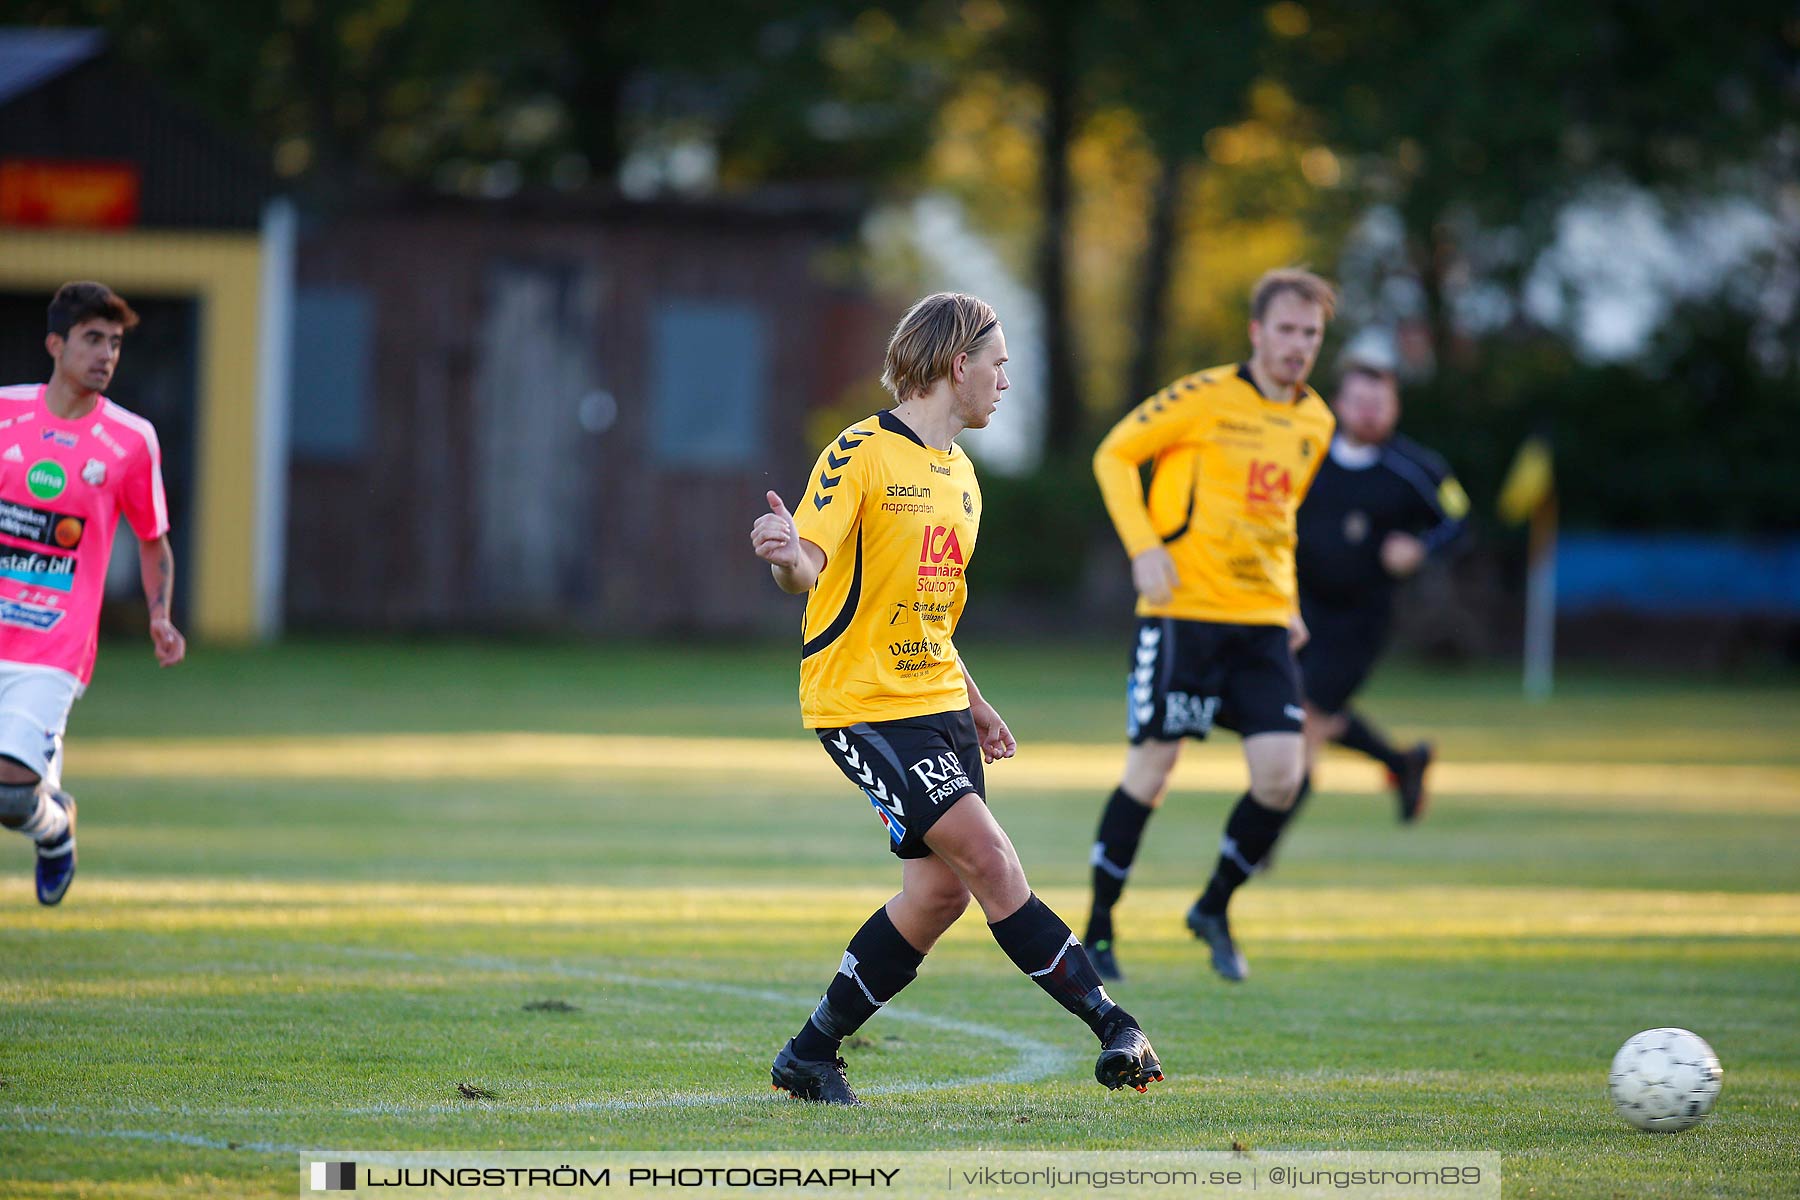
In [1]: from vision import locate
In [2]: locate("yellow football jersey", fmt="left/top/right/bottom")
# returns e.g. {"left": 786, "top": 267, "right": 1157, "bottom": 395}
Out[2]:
{"left": 791, "top": 411, "right": 982, "bottom": 728}
{"left": 1093, "top": 363, "right": 1335, "bottom": 626}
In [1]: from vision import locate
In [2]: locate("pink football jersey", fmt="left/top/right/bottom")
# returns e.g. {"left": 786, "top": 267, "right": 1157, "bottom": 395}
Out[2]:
{"left": 0, "top": 384, "right": 169, "bottom": 683}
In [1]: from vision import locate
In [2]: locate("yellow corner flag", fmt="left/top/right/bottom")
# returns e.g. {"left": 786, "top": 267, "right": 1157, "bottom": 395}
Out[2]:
{"left": 1499, "top": 433, "right": 1558, "bottom": 700}
{"left": 1498, "top": 435, "right": 1554, "bottom": 524}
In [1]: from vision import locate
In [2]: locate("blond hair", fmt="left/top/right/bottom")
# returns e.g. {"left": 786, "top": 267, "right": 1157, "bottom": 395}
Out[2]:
{"left": 1250, "top": 268, "right": 1338, "bottom": 323}
{"left": 880, "top": 292, "right": 999, "bottom": 402}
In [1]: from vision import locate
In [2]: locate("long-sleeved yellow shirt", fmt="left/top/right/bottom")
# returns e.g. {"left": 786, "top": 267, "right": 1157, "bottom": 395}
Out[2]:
{"left": 1093, "top": 363, "right": 1335, "bottom": 627}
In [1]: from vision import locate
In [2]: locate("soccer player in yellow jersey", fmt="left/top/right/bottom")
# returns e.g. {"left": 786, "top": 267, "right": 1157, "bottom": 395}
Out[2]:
{"left": 751, "top": 293, "right": 1162, "bottom": 1104}
{"left": 1084, "top": 269, "right": 1338, "bottom": 983}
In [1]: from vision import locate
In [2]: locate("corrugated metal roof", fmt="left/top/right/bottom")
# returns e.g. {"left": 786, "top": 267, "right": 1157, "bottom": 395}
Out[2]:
{"left": 0, "top": 27, "right": 105, "bottom": 108}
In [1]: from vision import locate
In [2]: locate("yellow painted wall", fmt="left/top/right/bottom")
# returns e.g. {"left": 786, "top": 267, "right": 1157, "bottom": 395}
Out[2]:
{"left": 0, "top": 229, "right": 263, "bottom": 642}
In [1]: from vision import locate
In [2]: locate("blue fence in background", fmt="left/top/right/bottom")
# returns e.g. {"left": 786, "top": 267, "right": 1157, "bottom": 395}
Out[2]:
{"left": 1558, "top": 535, "right": 1800, "bottom": 616}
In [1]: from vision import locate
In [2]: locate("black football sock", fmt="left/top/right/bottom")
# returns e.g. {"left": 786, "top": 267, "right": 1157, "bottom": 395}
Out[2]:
{"left": 1336, "top": 709, "right": 1406, "bottom": 774}
{"left": 790, "top": 905, "right": 925, "bottom": 1061}
{"left": 1285, "top": 773, "right": 1313, "bottom": 823}
{"left": 990, "top": 892, "right": 1132, "bottom": 1040}
{"left": 1196, "top": 791, "right": 1291, "bottom": 915}
{"left": 1087, "top": 787, "right": 1154, "bottom": 944}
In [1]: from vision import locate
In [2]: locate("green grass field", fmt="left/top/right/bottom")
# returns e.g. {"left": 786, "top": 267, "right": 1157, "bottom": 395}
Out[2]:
{"left": 2, "top": 638, "right": 1797, "bottom": 1197}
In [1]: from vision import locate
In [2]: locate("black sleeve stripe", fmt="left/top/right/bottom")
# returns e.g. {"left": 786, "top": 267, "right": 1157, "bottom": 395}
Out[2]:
{"left": 813, "top": 425, "right": 877, "bottom": 511}
{"left": 1380, "top": 445, "right": 1467, "bottom": 552}
{"left": 802, "top": 523, "right": 863, "bottom": 660}
{"left": 1386, "top": 435, "right": 1451, "bottom": 481}
{"left": 1159, "top": 459, "right": 1202, "bottom": 545}
{"left": 1419, "top": 519, "right": 1466, "bottom": 554}
{"left": 1380, "top": 447, "right": 1451, "bottom": 514}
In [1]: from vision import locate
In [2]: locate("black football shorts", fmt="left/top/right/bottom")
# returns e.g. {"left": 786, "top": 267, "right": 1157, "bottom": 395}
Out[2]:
{"left": 1297, "top": 600, "right": 1390, "bottom": 715}
{"left": 817, "top": 708, "right": 987, "bottom": 859}
{"left": 1127, "top": 617, "right": 1304, "bottom": 744}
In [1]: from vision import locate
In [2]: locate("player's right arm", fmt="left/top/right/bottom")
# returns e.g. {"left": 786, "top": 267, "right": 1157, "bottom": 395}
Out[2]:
{"left": 1093, "top": 383, "right": 1198, "bottom": 605}
{"left": 751, "top": 492, "right": 823, "bottom": 593}
{"left": 756, "top": 426, "right": 872, "bottom": 594}
{"left": 117, "top": 419, "right": 182, "bottom": 665}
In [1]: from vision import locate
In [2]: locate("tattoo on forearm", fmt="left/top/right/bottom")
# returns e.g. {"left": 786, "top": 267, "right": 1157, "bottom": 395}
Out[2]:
{"left": 151, "top": 546, "right": 172, "bottom": 618}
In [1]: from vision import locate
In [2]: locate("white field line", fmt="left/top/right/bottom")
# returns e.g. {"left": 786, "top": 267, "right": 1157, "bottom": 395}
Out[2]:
{"left": 0, "top": 1121, "right": 302, "bottom": 1155}
{"left": 0, "top": 944, "right": 1072, "bottom": 1151}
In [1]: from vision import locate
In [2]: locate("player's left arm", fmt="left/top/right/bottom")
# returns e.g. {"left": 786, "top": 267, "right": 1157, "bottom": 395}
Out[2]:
{"left": 958, "top": 656, "right": 1016, "bottom": 764}
{"left": 137, "top": 534, "right": 185, "bottom": 667}
{"left": 1403, "top": 440, "right": 1472, "bottom": 556}
{"left": 1286, "top": 607, "right": 1309, "bottom": 653}
{"left": 119, "top": 424, "right": 183, "bottom": 666}
{"left": 1381, "top": 441, "right": 1470, "bottom": 578}
{"left": 1418, "top": 472, "right": 1472, "bottom": 555}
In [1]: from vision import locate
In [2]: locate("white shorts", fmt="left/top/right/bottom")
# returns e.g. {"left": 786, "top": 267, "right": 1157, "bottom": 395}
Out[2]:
{"left": 0, "top": 663, "right": 81, "bottom": 788}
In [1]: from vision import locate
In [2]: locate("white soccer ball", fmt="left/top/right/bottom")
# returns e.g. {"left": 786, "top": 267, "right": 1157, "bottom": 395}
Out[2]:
{"left": 1608, "top": 1028, "right": 1722, "bottom": 1132}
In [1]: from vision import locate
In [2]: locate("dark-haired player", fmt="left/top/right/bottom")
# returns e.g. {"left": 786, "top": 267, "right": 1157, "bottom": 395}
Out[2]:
{"left": 1084, "top": 268, "right": 1337, "bottom": 984}
{"left": 750, "top": 292, "right": 1161, "bottom": 1104}
{"left": 1295, "top": 351, "right": 1468, "bottom": 821}
{"left": 0, "top": 282, "right": 185, "bottom": 905}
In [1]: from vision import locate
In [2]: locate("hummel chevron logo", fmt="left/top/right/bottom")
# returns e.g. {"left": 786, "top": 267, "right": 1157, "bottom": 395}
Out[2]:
{"left": 813, "top": 431, "right": 871, "bottom": 508}
{"left": 831, "top": 731, "right": 903, "bottom": 815}
{"left": 861, "top": 773, "right": 900, "bottom": 814}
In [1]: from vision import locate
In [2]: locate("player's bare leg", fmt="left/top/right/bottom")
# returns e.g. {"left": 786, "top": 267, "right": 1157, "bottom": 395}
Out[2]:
{"left": 887, "top": 855, "right": 972, "bottom": 952}
{"left": 1302, "top": 703, "right": 1345, "bottom": 769}
{"left": 1119, "top": 740, "right": 1181, "bottom": 809}
{"left": 919, "top": 794, "right": 1028, "bottom": 919}
{"left": 1251, "top": 702, "right": 1338, "bottom": 867}
{"left": 926, "top": 796, "right": 1163, "bottom": 1091}
{"left": 1244, "top": 733, "right": 1307, "bottom": 812}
